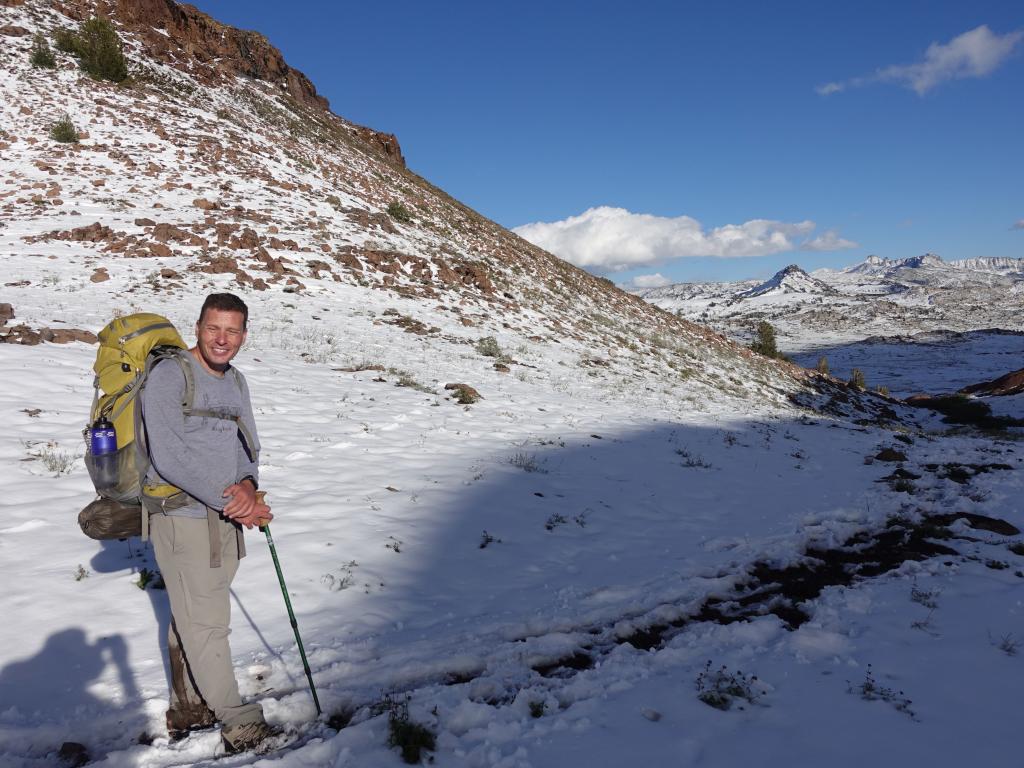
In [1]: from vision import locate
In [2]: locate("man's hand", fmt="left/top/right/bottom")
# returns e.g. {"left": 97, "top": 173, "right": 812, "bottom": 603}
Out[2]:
{"left": 223, "top": 482, "right": 273, "bottom": 529}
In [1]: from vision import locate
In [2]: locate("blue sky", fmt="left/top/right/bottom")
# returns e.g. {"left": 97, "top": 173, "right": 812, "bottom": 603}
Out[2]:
{"left": 190, "top": 1, "right": 1023, "bottom": 285}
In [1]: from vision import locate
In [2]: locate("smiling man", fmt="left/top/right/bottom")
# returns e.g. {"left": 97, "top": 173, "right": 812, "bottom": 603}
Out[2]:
{"left": 140, "top": 293, "right": 277, "bottom": 754}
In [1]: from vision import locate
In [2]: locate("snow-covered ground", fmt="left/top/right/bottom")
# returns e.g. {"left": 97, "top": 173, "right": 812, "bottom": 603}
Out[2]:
{"left": 2, "top": 4, "right": 1024, "bottom": 767}
{"left": 3, "top": 284, "right": 1024, "bottom": 768}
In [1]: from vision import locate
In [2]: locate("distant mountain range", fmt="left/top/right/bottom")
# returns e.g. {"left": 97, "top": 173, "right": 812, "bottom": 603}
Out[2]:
{"left": 635, "top": 254, "right": 1024, "bottom": 348}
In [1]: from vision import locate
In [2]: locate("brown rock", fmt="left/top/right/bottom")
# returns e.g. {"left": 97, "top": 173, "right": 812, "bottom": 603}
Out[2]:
{"left": 135, "top": 217, "right": 156, "bottom": 227}
{"left": 90, "top": 268, "right": 110, "bottom": 283}
{"left": 0, "top": 303, "right": 13, "bottom": 326}
{"left": 0, "top": 24, "right": 29, "bottom": 36}
{"left": 444, "top": 383, "right": 481, "bottom": 404}
{"left": 65, "top": 222, "right": 114, "bottom": 242}
{"left": 199, "top": 256, "right": 239, "bottom": 274}
{"left": 40, "top": 328, "right": 98, "bottom": 344}
{"left": 0, "top": 324, "right": 42, "bottom": 345}
{"left": 152, "top": 223, "right": 191, "bottom": 242}
{"left": 192, "top": 197, "right": 219, "bottom": 210}
{"left": 148, "top": 242, "right": 173, "bottom": 258}
{"left": 159, "top": 268, "right": 180, "bottom": 279}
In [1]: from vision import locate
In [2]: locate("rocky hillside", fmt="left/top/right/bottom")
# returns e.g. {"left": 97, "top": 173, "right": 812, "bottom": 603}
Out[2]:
{"left": 0, "top": 0, "right": 819, "bottom": 415}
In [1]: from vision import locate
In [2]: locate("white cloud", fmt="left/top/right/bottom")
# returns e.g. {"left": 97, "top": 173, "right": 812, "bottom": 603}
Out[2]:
{"left": 818, "top": 25, "right": 1023, "bottom": 96}
{"left": 816, "top": 82, "right": 844, "bottom": 96}
{"left": 802, "top": 230, "right": 859, "bottom": 251}
{"left": 629, "top": 273, "right": 672, "bottom": 289}
{"left": 1013, "top": 219, "right": 1024, "bottom": 230}
{"left": 513, "top": 206, "right": 852, "bottom": 272}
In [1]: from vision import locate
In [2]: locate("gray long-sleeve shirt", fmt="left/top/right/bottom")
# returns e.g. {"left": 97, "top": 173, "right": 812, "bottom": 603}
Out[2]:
{"left": 140, "top": 352, "right": 260, "bottom": 518}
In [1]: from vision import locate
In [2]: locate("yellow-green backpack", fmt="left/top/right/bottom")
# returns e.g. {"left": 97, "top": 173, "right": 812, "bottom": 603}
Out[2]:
{"left": 79, "top": 313, "right": 252, "bottom": 540}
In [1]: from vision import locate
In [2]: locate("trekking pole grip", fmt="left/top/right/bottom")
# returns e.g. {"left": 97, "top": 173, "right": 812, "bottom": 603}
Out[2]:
{"left": 254, "top": 490, "right": 271, "bottom": 530}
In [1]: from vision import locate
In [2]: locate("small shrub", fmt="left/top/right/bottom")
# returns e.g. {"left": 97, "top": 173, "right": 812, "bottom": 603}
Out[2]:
{"left": 383, "top": 695, "right": 435, "bottom": 764}
{"left": 509, "top": 451, "right": 547, "bottom": 473}
{"left": 386, "top": 201, "right": 413, "bottom": 223}
{"left": 476, "top": 336, "right": 504, "bottom": 358}
{"left": 392, "top": 369, "right": 436, "bottom": 394}
{"left": 849, "top": 368, "right": 866, "bottom": 389}
{"left": 544, "top": 513, "right": 567, "bottom": 531}
{"left": 875, "top": 384, "right": 890, "bottom": 396}
{"left": 385, "top": 536, "right": 403, "bottom": 554}
{"left": 676, "top": 448, "right": 711, "bottom": 468}
{"left": 695, "top": 660, "right": 764, "bottom": 711}
{"left": 847, "top": 664, "right": 915, "bottom": 720}
{"left": 529, "top": 700, "right": 545, "bottom": 718}
{"left": 910, "top": 583, "right": 939, "bottom": 609}
{"left": 135, "top": 567, "right": 165, "bottom": 591}
{"left": 991, "top": 631, "right": 1019, "bottom": 656}
{"left": 38, "top": 443, "right": 79, "bottom": 474}
{"left": 49, "top": 114, "right": 80, "bottom": 144}
{"left": 30, "top": 34, "right": 57, "bottom": 68}
{"left": 815, "top": 356, "right": 830, "bottom": 375}
{"left": 479, "top": 530, "right": 500, "bottom": 549}
{"left": 74, "top": 564, "right": 89, "bottom": 581}
{"left": 54, "top": 27, "right": 82, "bottom": 54}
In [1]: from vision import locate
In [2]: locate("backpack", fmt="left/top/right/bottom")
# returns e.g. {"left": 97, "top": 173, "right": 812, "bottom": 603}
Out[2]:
{"left": 78, "top": 312, "right": 254, "bottom": 540}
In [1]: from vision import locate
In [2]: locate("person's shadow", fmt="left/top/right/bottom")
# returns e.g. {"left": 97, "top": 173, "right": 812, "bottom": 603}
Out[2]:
{"left": 0, "top": 628, "right": 141, "bottom": 762}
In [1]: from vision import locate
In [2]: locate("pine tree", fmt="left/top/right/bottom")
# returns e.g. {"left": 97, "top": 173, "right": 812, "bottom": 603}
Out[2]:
{"left": 749, "top": 321, "right": 779, "bottom": 359}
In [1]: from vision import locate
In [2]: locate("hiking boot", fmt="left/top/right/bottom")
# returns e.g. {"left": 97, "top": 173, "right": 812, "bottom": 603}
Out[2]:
{"left": 166, "top": 705, "right": 217, "bottom": 743}
{"left": 221, "top": 720, "right": 283, "bottom": 755}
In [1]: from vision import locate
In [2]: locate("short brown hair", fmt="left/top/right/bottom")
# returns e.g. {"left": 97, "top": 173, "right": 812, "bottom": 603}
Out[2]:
{"left": 198, "top": 293, "right": 249, "bottom": 329}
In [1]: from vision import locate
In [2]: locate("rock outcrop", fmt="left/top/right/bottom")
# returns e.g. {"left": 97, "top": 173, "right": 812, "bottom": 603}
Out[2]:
{"left": 57, "top": 0, "right": 404, "bottom": 166}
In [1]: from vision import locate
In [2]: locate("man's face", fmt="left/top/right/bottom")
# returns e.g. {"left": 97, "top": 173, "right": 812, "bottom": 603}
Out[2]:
{"left": 195, "top": 308, "right": 247, "bottom": 371}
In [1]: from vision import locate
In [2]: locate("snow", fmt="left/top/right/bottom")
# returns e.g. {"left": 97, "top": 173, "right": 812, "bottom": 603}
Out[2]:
{"left": 1, "top": 4, "right": 1023, "bottom": 767}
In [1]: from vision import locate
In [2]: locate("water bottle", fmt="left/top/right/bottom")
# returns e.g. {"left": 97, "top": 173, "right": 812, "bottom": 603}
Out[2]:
{"left": 89, "top": 417, "right": 118, "bottom": 491}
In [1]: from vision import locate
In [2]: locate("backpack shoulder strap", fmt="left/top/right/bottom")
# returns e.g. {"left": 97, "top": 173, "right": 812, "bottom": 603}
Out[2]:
{"left": 226, "top": 367, "right": 257, "bottom": 460}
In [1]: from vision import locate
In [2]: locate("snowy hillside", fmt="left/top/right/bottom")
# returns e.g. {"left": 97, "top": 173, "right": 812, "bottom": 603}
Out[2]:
{"left": 2, "top": 3, "right": 1024, "bottom": 768}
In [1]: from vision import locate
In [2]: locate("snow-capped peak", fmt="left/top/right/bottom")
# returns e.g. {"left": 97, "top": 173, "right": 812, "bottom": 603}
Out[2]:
{"left": 738, "top": 264, "right": 836, "bottom": 298}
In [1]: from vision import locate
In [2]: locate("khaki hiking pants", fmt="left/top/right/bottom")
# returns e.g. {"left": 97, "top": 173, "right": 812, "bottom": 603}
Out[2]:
{"left": 149, "top": 512, "right": 263, "bottom": 730}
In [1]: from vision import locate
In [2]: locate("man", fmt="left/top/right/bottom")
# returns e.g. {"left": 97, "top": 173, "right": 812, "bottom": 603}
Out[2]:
{"left": 140, "top": 292, "right": 277, "bottom": 754}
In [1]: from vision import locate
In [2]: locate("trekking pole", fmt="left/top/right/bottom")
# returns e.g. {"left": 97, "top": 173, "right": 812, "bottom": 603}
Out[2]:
{"left": 256, "top": 493, "right": 322, "bottom": 716}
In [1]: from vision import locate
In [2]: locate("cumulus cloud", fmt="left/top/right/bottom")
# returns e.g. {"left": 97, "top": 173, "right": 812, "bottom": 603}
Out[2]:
{"left": 513, "top": 206, "right": 853, "bottom": 272}
{"left": 629, "top": 273, "right": 672, "bottom": 289}
{"left": 1013, "top": 219, "right": 1024, "bottom": 230}
{"left": 818, "top": 25, "right": 1023, "bottom": 96}
{"left": 802, "top": 230, "right": 859, "bottom": 251}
